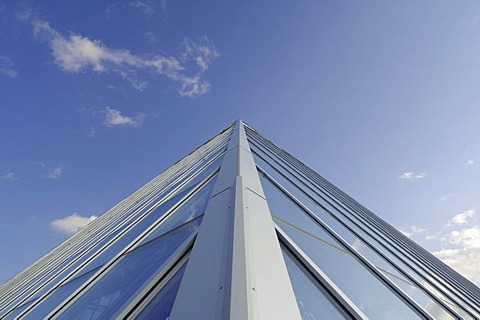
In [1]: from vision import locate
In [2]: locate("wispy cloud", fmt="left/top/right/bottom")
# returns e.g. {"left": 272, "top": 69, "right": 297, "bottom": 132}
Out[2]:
{"left": 46, "top": 166, "right": 64, "bottom": 179}
{"left": 438, "top": 193, "right": 455, "bottom": 202}
{"left": 144, "top": 31, "right": 157, "bottom": 44}
{"left": 0, "top": 56, "right": 18, "bottom": 78}
{"left": 182, "top": 37, "right": 220, "bottom": 72}
{"left": 400, "top": 225, "right": 426, "bottom": 238}
{"left": 0, "top": 172, "right": 18, "bottom": 181}
{"left": 434, "top": 226, "right": 480, "bottom": 285}
{"left": 130, "top": 0, "right": 167, "bottom": 18}
{"left": 50, "top": 213, "right": 97, "bottom": 235}
{"left": 130, "top": 0, "right": 154, "bottom": 18}
{"left": 449, "top": 209, "right": 475, "bottom": 225}
{"left": 399, "top": 172, "right": 426, "bottom": 181}
{"left": 32, "top": 19, "right": 219, "bottom": 97}
{"left": 36, "top": 162, "right": 65, "bottom": 179}
{"left": 465, "top": 159, "right": 474, "bottom": 166}
{"left": 104, "top": 107, "right": 144, "bottom": 127}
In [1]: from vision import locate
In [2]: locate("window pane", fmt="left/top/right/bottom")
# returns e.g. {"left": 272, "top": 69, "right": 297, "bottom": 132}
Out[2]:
{"left": 137, "top": 176, "right": 216, "bottom": 246}
{"left": 22, "top": 268, "right": 101, "bottom": 320}
{"left": 134, "top": 261, "right": 188, "bottom": 319}
{"left": 56, "top": 219, "right": 200, "bottom": 320}
{"left": 260, "top": 175, "right": 421, "bottom": 319}
{"left": 255, "top": 160, "right": 455, "bottom": 319}
{"left": 281, "top": 246, "right": 349, "bottom": 320}
{"left": 3, "top": 298, "right": 36, "bottom": 320}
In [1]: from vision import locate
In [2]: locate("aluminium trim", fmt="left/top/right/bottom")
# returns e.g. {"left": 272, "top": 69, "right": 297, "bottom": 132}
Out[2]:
{"left": 276, "top": 225, "right": 367, "bottom": 319}
{"left": 246, "top": 129, "right": 480, "bottom": 316}
{"left": 45, "top": 174, "right": 217, "bottom": 319}
{"left": 259, "top": 169, "right": 433, "bottom": 319}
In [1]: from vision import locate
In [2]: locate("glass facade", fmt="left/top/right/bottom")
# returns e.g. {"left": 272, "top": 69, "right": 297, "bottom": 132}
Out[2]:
{"left": 0, "top": 120, "right": 478, "bottom": 319}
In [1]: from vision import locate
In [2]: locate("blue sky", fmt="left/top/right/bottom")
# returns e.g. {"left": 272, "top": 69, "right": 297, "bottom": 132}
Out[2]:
{"left": 1, "top": 0, "right": 480, "bottom": 286}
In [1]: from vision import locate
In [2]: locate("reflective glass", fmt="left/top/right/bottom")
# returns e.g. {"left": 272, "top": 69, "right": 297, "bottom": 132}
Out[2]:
{"left": 22, "top": 177, "right": 213, "bottom": 320}
{"left": 56, "top": 219, "right": 200, "bottom": 320}
{"left": 134, "top": 261, "right": 187, "bottom": 319}
{"left": 256, "top": 157, "right": 475, "bottom": 318}
{"left": 84, "top": 181, "right": 204, "bottom": 271}
{"left": 2, "top": 175, "right": 209, "bottom": 309}
{"left": 22, "top": 268, "right": 101, "bottom": 320}
{"left": 260, "top": 176, "right": 420, "bottom": 319}
{"left": 3, "top": 298, "right": 36, "bottom": 319}
{"left": 137, "top": 176, "right": 216, "bottom": 246}
{"left": 177, "top": 151, "right": 224, "bottom": 192}
{"left": 20, "top": 189, "right": 190, "bottom": 309}
{"left": 255, "top": 160, "right": 455, "bottom": 319}
{"left": 281, "top": 246, "right": 349, "bottom": 320}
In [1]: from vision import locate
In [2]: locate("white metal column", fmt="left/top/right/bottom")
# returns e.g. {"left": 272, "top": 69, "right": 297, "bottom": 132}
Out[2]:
{"left": 170, "top": 120, "right": 301, "bottom": 320}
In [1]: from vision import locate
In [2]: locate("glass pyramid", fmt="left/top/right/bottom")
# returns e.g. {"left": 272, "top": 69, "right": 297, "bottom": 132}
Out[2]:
{"left": 0, "top": 120, "right": 478, "bottom": 319}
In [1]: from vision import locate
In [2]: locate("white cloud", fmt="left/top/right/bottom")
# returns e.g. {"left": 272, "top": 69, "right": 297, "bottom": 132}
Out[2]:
{"left": 449, "top": 209, "right": 475, "bottom": 225}
{"left": 104, "top": 107, "right": 144, "bottom": 127}
{"left": 50, "top": 213, "right": 97, "bottom": 235}
{"left": 400, "top": 225, "right": 426, "bottom": 238}
{"left": 46, "top": 166, "right": 64, "bottom": 179}
{"left": 36, "top": 162, "right": 65, "bottom": 179}
{"left": 88, "top": 126, "right": 97, "bottom": 138}
{"left": 400, "top": 230, "right": 413, "bottom": 238}
{"left": 144, "top": 31, "right": 157, "bottom": 44}
{"left": 434, "top": 226, "right": 480, "bottom": 286}
{"left": 0, "top": 172, "right": 17, "bottom": 181}
{"left": 0, "top": 56, "right": 18, "bottom": 78}
{"left": 131, "top": 0, "right": 154, "bottom": 18}
{"left": 438, "top": 193, "right": 455, "bottom": 202}
{"left": 32, "top": 19, "right": 219, "bottom": 97}
{"left": 399, "top": 172, "right": 426, "bottom": 181}
{"left": 411, "top": 225, "right": 426, "bottom": 233}
{"left": 465, "top": 159, "right": 474, "bottom": 166}
{"left": 182, "top": 37, "right": 220, "bottom": 72}
{"left": 425, "top": 234, "right": 436, "bottom": 241}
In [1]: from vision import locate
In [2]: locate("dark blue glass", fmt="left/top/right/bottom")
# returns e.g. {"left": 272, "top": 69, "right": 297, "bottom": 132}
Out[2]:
{"left": 81, "top": 183, "right": 200, "bottom": 273}
{"left": 255, "top": 155, "right": 457, "bottom": 319}
{"left": 3, "top": 298, "right": 36, "bottom": 319}
{"left": 260, "top": 176, "right": 420, "bottom": 319}
{"left": 281, "top": 246, "right": 349, "bottom": 320}
{"left": 134, "top": 262, "right": 187, "bottom": 319}
{"left": 138, "top": 176, "right": 216, "bottom": 246}
{"left": 22, "top": 268, "right": 100, "bottom": 320}
{"left": 56, "top": 219, "right": 201, "bottom": 320}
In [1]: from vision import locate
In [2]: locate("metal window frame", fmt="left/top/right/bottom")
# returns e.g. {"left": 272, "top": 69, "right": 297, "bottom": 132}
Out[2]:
{"left": 14, "top": 162, "right": 221, "bottom": 319}
{"left": 0, "top": 130, "right": 231, "bottom": 314}
{"left": 5, "top": 148, "right": 226, "bottom": 318}
{"left": 45, "top": 173, "right": 218, "bottom": 319}
{"left": 276, "top": 224, "right": 366, "bottom": 319}
{"left": 245, "top": 125, "right": 480, "bottom": 317}
{"left": 255, "top": 160, "right": 462, "bottom": 319}
{"left": 258, "top": 168, "right": 432, "bottom": 319}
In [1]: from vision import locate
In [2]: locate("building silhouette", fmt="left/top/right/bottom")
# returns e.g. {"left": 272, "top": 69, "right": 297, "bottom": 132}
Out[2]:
{"left": 0, "top": 120, "right": 479, "bottom": 319}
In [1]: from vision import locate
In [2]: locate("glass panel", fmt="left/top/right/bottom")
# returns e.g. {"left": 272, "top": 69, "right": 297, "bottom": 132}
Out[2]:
{"left": 22, "top": 268, "right": 101, "bottom": 320}
{"left": 134, "top": 261, "right": 188, "bottom": 319}
{"left": 281, "top": 245, "right": 349, "bottom": 320}
{"left": 259, "top": 176, "right": 421, "bottom": 319}
{"left": 158, "top": 151, "right": 223, "bottom": 202}
{"left": 137, "top": 176, "right": 216, "bottom": 246}
{"left": 255, "top": 161, "right": 456, "bottom": 319}
{"left": 177, "top": 151, "right": 224, "bottom": 192}
{"left": 3, "top": 298, "right": 36, "bottom": 319}
{"left": 10, "top": 176, "right": 212, "bottom": 309}
{"left": 56, "top": 219, "right": 200, "bottom": 320}
{"left": 20, "top": 189, "right": 192, "bottom": 308}
{"left": 86, "top": 188, "right": 199, "bottom": 270}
